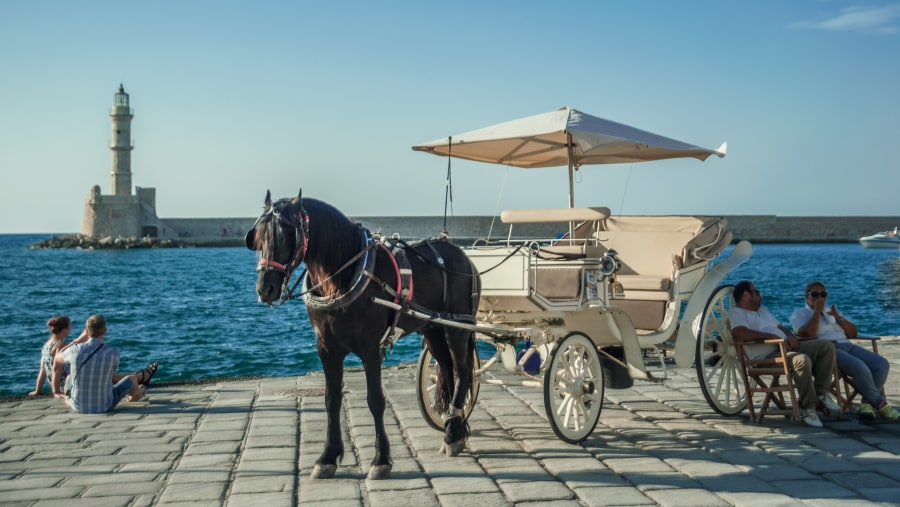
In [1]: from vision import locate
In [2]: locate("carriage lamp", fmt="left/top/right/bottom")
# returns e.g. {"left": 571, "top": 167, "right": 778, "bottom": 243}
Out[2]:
{"left": 598, "top": 250, "right": 624, "bottom": 299}
{"left": 599, "top": 250, "right": 621, "bottom": 276}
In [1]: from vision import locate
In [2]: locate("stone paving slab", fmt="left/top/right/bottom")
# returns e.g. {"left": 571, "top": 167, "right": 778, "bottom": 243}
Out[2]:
{"left": 2, "top": 340, "right": 900, "bottom": 506}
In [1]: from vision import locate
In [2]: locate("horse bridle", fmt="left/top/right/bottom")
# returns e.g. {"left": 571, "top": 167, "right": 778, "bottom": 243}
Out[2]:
{"left": 256, "top": 200, "right": 310, "bottom": 287}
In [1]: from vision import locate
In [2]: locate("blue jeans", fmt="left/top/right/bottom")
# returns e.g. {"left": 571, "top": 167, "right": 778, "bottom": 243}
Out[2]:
{"left": 111, "top": 376, "right": 134, "bottom": 410}
{"left": 835, "top": 341, "right": 889, "bottom": 406}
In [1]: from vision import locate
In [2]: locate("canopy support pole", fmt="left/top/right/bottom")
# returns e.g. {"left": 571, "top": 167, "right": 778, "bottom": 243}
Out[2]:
{"left": 441, "top": 136, "right": 452, "bottom": 237}
{"left": 566, "top": 136, "right": 576, "bottom": 238}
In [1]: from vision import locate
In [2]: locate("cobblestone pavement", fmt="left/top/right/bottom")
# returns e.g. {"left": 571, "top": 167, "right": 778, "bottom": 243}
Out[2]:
{"left": 2, "top": 340, "right": 900, "bottom": 506}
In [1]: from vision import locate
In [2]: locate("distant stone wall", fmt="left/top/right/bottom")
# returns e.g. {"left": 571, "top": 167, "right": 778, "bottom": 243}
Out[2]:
{"left": 724, "top": 216, "right": 900, "bottom": 243}
{"left": 157, "top": 218, "right": 256, "bottom": 243}
{"left": 120, "top": 214, "right": 899, "bottom": 247}
{"left": 354, "top": 215, "right": 900, "bottom": 245}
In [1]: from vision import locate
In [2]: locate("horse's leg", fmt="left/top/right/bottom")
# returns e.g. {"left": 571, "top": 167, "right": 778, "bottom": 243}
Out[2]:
{"left": 423, "top": 335, "right": 453, "bottom": 416}
{"left": 438, "top": 329, "right": 474, "bottom": 456}
{"left": 311, "top": 350, "right": 346, "bottom": 479}
{"left": 361, "top": 355, "right": 392, "bottom": 480}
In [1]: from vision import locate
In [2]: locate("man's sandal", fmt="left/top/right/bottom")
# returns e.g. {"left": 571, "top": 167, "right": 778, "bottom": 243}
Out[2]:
{"left": 135, "top": 361, "right": 158, "bottom": 386}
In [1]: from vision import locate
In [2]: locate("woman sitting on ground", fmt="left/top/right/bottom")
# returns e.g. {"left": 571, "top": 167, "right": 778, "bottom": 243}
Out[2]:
{"left": 28, "top": 316, "right": 73, "bottom": 397}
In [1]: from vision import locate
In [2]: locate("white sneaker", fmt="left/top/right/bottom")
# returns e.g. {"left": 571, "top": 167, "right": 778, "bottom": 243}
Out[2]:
{"left": 818, "top": 395, "right": 840, "bottom": 412}
{"left": 802, "top": 409, "right": 823, "bottom": 428}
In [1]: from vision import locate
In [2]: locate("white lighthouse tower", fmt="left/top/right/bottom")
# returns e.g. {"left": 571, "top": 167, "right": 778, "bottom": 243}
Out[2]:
{"left": 83, "top": 84, "right": 161, "bottom": 238}
{"left": 110, "top": 84, "right": 134, "bottom": 196}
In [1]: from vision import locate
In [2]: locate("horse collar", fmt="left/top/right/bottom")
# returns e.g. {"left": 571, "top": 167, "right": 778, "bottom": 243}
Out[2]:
{"left": 302, "top": 228, "right": 376, "bottom": 311}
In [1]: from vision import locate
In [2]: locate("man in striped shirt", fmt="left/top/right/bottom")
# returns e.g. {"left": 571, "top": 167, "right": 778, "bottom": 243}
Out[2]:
{"left": 52, "top": 315, "right": 144, "bottom": 414}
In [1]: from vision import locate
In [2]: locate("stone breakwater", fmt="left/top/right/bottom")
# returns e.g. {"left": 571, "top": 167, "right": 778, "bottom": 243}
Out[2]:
{"left": 33, "top": 234, "right": 186, "bottom": 249}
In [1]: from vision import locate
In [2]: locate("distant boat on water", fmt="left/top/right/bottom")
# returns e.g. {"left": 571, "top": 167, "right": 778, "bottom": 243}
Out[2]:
{"left": 859, "top": 227, "right": 900, "bottom": 249}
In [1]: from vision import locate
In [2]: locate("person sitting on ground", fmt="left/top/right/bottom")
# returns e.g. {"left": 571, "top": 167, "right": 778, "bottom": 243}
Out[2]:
{"left": 28, "top": 316, "right": 74, "bottom": 396}
{"left": 48, "top": 319, "right": 157, "bottom": 389}
{"left": 728, "top": 280, "right": 839, "bottom": 428}
{"left": 790, "top": 281, "right": 899, "bottom": 421}
{"left": 51, "top": 315, "right": 157, "bottom": 413}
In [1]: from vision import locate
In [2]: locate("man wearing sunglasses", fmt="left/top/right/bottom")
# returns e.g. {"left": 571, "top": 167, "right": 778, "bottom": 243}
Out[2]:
{"left": 729, "top": 280, "right": 838, "bottom": 428}
{"left": 791, "top": 281, "right": 899, "bottom": 421}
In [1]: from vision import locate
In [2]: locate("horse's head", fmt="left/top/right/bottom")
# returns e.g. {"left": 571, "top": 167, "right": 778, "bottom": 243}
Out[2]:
{"left": 245, "top": 189, "right": 309, "bottom": 305}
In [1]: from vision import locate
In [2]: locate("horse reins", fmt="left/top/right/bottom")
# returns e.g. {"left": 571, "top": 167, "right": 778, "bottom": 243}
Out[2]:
{"left": 256, "top": 202, "right": 309, "bottom": 283}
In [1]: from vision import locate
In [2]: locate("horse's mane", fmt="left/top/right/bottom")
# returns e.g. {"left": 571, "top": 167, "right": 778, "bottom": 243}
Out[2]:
{"left": 296, "top": 198, "right": 363, "bottom": 297}
{"left": 253, "top": 195, "right": 367, "bottom": 299}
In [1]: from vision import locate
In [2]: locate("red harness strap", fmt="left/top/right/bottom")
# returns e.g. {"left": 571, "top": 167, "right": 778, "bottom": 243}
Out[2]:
{"left": 257, "top": 259, "right": 288, "bottom": 272}
{"left": 377, "top": 242, "right": 414, "bottom": 303}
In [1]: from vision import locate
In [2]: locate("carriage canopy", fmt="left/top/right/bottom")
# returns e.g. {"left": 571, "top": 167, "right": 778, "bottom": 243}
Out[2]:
{"left": 412, "top": 106, "right": 726, "bottom": 207}
{"left": 412, "top": 106, "right": 726, "bottom": 169}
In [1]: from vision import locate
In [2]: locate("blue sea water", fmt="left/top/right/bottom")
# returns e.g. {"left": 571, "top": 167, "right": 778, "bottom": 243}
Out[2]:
{"left": 2, "top": 234, "right": 899, "bottom": 398}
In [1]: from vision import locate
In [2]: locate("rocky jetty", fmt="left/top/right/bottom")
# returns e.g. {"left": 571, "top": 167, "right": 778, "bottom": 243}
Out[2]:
{"left": 31, "top": 234, "right": 182, "bottom": 250}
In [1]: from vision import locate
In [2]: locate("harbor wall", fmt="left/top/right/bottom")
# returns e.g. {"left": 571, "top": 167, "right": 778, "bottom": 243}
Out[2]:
{"left": 148, "top": 215, "right": 900, "bottom": 247}
{"left": 719, "top": 216, "right": 899, "bottom": 244}
{"left": 156, "top": 217, "right": 252, "bottom": 247}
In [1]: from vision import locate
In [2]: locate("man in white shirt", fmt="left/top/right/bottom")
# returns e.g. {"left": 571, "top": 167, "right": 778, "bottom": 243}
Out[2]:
{"left": 791, "top": 281, "right": 898, "bottom": 421}
{"left": 728, "top": 280, "right": 838, "bottom": 428}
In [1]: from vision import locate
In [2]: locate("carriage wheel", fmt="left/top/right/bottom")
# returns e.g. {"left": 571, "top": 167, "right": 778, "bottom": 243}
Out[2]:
{"left": 416, "top": 339, "right": 480, "bottom": 431}
{"left": 543, "top": 333, "right": 604, "bottom": 444}
{"left": 695, "top": 284, "right": 747, "bottom": 416}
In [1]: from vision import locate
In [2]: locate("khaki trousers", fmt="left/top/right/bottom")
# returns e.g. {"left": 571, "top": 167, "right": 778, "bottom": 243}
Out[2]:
{"left": 787, "top": 339, "right": 836, "bottom": 410}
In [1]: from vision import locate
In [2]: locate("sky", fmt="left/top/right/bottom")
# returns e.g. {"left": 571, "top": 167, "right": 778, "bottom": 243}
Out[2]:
{"left": 2, "top": 1, "right": 899, "bottom": 233}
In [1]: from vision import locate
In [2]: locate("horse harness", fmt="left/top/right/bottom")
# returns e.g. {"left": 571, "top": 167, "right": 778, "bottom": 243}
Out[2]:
{"left": 300, "top": 229, "right": 454, "bottom": 351}
{"left": 297, "top": 227, "right": 456, "bottom": 351}
{"left": 255, "top": 200, "right": 469, "bottom": 352}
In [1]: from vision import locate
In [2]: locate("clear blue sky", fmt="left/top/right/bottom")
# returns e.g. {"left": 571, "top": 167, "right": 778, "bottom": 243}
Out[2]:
{"left": 2, "top": 1, "right": 899, "bottom": 233}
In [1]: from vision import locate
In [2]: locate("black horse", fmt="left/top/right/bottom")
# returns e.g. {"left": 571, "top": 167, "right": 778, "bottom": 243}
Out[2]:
{"left": 245, "top": 190, "right": 480, "bottom": 480}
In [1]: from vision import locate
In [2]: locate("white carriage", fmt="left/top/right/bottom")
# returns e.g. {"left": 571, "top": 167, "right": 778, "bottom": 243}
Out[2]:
{"left": 410, "top": 107, "right": 752, "bottom": 443}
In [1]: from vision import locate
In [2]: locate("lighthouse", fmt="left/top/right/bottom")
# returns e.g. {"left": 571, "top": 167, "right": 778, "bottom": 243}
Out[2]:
{"left": 81, "top": 84, "right": 242, "bottom": 243}
{"left": 110, "top": 84, "right": 134, "bottom": 196}
{"left": 82, "top": 84, "right": 161, "bottom": 238}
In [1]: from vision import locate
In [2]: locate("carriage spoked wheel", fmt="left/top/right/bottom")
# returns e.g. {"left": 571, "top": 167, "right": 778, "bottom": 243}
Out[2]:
{"left": 695, "top": 284, "right": 748, "bottom": 416}
{"left": 544, "top": 333, "right": 604, "bottom": 444}
{"left": 416, "top": 339, "right": 481, "bottom": 431}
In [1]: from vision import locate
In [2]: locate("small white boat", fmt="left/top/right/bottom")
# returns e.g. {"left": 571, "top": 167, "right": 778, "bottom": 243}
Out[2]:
{"left": 859, "top": 227, "right": 900, "bottom": 249}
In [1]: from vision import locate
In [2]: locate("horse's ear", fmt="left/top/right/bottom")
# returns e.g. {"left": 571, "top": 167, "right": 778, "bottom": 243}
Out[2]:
{"left": 245, "top": 228, "right": 257, "bottom": 250}
{"left": 297, "top": 188, "right": 302, "bottom": 200}
{"left": 264, "top": 190, "right": 272, "bottom": 211}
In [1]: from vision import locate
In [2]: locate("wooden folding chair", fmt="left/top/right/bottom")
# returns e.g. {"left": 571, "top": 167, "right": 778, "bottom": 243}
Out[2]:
{"left": 735, "top": 337, "right": 801, "bottom": 423}
{"left": 823, "top": 360, "right": 848, "bottom": 419}
{"left": 832, "top": 336, "right": 884, "bottom": 415}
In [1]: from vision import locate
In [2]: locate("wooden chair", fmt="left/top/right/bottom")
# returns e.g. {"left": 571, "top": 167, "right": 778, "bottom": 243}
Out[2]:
{"left": 818, "top": 347, "right": 849, "bottom": 419}
{"left": 831, "top": 336, "right": 884, "bottom": 415}
{"left": 734, "top": 337, "right": 801, "bottom": 423}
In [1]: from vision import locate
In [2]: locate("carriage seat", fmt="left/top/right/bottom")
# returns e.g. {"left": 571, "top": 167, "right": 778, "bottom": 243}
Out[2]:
{"left": 575, "top": 215, "right": 730, "bottom": 332}
{"left": 579, "top": 215, "right": 731, "bottom": 299}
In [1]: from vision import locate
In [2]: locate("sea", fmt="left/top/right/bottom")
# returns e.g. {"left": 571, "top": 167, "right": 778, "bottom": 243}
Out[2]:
{"left": 2, "top": 234, "right": 899, "bottom": 398}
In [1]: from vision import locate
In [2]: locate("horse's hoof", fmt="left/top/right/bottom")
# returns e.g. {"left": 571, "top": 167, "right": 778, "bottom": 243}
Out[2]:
{"left": 367, "top": 464, "right": 392, "bottom": 480}
{"left": 440, "top": 439, "right": 466, "bottom": 457}
{"left": 311, "top": 463, "right": 336, "bottom": 479}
